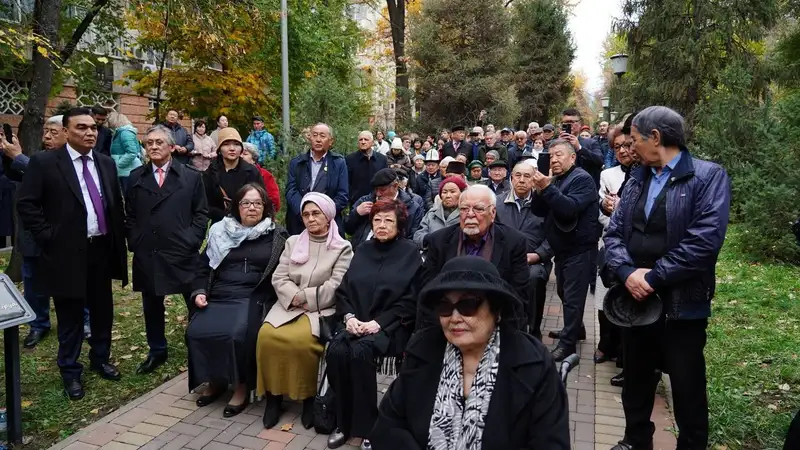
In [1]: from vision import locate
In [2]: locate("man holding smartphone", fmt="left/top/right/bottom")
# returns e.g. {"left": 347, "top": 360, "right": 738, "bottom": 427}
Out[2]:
{"left": 558, "top": 108, "right": 604, "bottom": 188}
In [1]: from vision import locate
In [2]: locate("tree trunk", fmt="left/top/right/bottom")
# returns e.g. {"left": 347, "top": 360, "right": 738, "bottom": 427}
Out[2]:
{"left": 9, "top": 0, "right": 63, "bottom": 281}
{"left": 18, "top": 0, "right": 63, "bottom": 158}
{"left": 387, "top": 0, "right": 410, "bottom": 129}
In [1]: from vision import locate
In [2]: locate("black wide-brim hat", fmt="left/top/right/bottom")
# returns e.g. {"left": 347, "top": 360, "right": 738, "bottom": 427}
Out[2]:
{"left": 603, "top": 283, "right": 663, "bottom": 328}
{"left": 419, "top": 256, "right": 523, "bottom": 315}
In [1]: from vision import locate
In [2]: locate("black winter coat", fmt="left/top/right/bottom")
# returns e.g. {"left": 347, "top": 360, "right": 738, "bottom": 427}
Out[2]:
{"left": 369, "top": 326, "right": 570, "bottom": 449}
{"left": 125, "top": 161, "right": 209, "bottom": 295}
{"left": 202, "top": 158, "right": 264, "bottom": 223}
{"left": 17, "top": 147, "right": 128, "bottom": 297}
{"left": 345, "top": 150, "right": 388, "bottom": 207}
{"left": 417, "top": 222, "right": 530, "bottom": 330}
{"left": 494, "top": 191, "right": 553, "bottom": 272}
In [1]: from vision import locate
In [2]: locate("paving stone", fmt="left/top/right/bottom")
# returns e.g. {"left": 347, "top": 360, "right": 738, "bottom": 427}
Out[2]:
{"left": 64, "top": 442, "right": 100, "bottom": 450}
{"left": 145, "top": 414, "right": 183, "bottom": 428}
{"left": 81, "top": 424, "right": 129, "bottom": 446}
{"left": 186, "top": 428, "right": 222, "bottom": 450}
{"left": 595, "top": 432, "right": 623, "bottom": 445}
{"left": 596, "top": 406, "right": 625, "bottom": 418}
{"left": 283, "top": 435, "right": 312, "bottom": 450}
{"left": 112, "top": 408, "right": 153, "bottom": 427}
{"left": 595, "top": 423, "right": 626, "bottom": 437}
{"left": 99, "top": 442, "right": 138, "bottom": 450}
{"left": 305, "top": 435, "right": 329, "bottom": 450}
{"left": 161, "top": 406, "right": 194, "bottom": 419}
{"left": 172, "top": 399, "right": 201, "bottom": 411}
{"left": 164, "top": 380, "right": 189, "bottom": 397}
{"left": 229, "top": 434, "right": 269, "bottom": 449}
{"left": 239, "top": 419, "right": 266, "bottom": 437}
{"left": 200, "top": 442, "right": 240, "bottom": 450}
{"left": 206, "top": 421, "right": 246, "bottom": 444}
{"left": 181, "top": 407, "right": 215, "bottom": 425}
{"left": 114, "top": 432, "right": 154, "bottom": 446}
{"left": 130, "top": 422, "right": 169, "bottom": 437}
{"left": 169, "top": 422, "right": 208, "bottom": 437}
{"left": 575, "top": 422, "right": 594, "bottom": 441}
{"left": 256, "top": 429, "right": 295, "bottom": 443}
{"left": 229, "top": 413, "right": 260, "bottom": 425}
{"left": 577, "top": 404, "right": 595, "bottom": 415}
{"left": 264, "top": 442, "right": 286, "bottom": 450}
{"left": 141, "top": 393, "right": 183, "bottom": 411}
{"left": 159, "top": 433, "right": 193, "bottom": 450}
{"left": 196, "top": 416, "right": 233, "bottom": 431}
{"left": 596, "top": 414, "right": 626, "bottom": 427}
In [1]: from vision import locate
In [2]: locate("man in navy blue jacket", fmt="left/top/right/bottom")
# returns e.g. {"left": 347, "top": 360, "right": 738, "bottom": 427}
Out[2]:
{"left": 530, "top": 138, "right": 599, "bottom": 361}
{"left": 604, "top": 106, "right": 731, "bottom": 450}
{"left": 285, "top": 123, "right": 349, "bottom": 236}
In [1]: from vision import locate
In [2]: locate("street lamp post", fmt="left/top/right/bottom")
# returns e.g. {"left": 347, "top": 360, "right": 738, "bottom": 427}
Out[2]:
{"left": 607, "top": 53, "right": 629, "bottom": 123}
{"left": 601, "top": 96, "right": 610, "bottom": 122}
{"left": 280, "top": 0, "right": 290, "bottom": 154}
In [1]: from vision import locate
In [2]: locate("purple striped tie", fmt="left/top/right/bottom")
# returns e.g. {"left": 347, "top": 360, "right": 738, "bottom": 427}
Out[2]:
{"left": 80, "top": 155, "right": 108, "bottom": 235}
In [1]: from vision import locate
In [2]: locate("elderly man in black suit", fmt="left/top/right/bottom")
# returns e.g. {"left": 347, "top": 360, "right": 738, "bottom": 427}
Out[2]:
{"left": 417, "top": 184, "right": 530, "bottom": 330}
{"left": 18, "top": 107, "right": 129, "bottom": 400}
{"left": 531, "top": 138, "right": 599, "bottom": 362}
{"left": 125, "top": 125, "right": 209, "bottom": 375}
{"left": 440, "top": 125, "right": 468, "bottom": 159}
{"left": 495, "top": 161, "right": 553, "bottom": 339}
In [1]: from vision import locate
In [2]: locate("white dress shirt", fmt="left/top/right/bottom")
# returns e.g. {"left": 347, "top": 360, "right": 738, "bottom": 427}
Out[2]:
{"left": 67, "top": 144, "right": 104, "bottom": 237}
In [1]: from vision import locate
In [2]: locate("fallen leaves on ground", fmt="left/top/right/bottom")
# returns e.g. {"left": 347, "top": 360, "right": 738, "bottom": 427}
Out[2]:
{"left": 280, "top": 423, "right": 293, "bottom": 431}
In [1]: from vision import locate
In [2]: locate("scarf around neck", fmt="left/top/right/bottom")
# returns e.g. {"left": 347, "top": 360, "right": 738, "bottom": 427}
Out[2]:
{"left": 428, "top": 328, "right": 501, "bottom": 450}
{"left": 290, "top": 192, "right": 349, "bottom": 264}
{"left": 206, "top": 216, "right": 275, "bottom": 269}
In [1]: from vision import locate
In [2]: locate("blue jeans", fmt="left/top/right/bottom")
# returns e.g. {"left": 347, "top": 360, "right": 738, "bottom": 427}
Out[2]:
{"left": 23, "top": 256, "right": 89, "bottom": 332}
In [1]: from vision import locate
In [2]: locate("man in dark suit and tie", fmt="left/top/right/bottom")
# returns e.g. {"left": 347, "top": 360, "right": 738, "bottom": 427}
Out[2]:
{"left": 18, "top": 107, "right": 129, "bottom": 400}
{"left": 125, "top": 125, "right": 208, "bottom": 375}
{"left": 440, "top": 125, "right": 467, "bottom": 159}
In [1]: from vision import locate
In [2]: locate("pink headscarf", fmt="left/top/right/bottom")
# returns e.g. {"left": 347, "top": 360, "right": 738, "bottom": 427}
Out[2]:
{"left": 290, "top": 192, "right": 349, "bottom": 264}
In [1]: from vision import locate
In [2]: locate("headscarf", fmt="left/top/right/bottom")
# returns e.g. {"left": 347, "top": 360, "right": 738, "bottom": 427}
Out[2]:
{"left": 290, "top": 192, "right": 349, "bottom": 264}
{"left": 206, "top": 216, "right": 275, "bottom": 269}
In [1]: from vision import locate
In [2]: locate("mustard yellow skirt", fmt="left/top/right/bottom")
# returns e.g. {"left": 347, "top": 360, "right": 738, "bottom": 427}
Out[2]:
{"left": 256, "top": 315, "right": 324, "bottom": 400}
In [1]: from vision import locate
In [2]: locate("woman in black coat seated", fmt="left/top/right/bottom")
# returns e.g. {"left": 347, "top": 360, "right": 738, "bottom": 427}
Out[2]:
{"left": 187, "top": 183, "right": 288, "bottom": 417}
{"left": 370, "top": 256, "right": 570, "bottom": 450}
{"left": 326, "top": 199, "right": 422, "bottom": 450}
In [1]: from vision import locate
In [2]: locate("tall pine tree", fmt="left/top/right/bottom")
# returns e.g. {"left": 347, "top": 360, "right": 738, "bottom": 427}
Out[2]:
{"left": 509, "top": 0, "right": 574, "bottom": 128}
{"left": 409, "top": 0, "right": 519, "bottom": 129}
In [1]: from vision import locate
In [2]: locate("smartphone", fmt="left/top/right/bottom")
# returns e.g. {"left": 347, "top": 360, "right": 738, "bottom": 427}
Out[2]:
{"left": 561, "top": 123, "right": 571, "bottom": 134}
{"left": 2, "top": 124, "right": 12, "bottom": 143}
{"left": 537, "top": 152, "right": 550, "bottom": 174}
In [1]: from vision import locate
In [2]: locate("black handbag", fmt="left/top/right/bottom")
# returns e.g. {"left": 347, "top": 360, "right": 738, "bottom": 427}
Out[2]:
{"left": 313, "top": 366, "right": 337, "bottom": 434}
{"left": 315, "top": 286, "right": 333, "bottom": 344}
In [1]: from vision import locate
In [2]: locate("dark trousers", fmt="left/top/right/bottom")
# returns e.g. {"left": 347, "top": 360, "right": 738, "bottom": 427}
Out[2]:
{"left": 326, "top": 334, "right": 380, "bottom": 438}
{"left": 53, "top": 237, "right": 114, "bottom": 381}
{"left": 554, "top": 250, "right": 593, "bottom": 351}
{"left": 142, "top": 293, "right": 193, "bottom": 357}
{"left": 597, "top": 310, "right": 621, "bottom": 358}
{"left": 622, "top": 318, "right": 709, "bottom": 449}
{"left": 24, "top": 256, "right": 89, "bottom": 332}
{"left": 528, "top": 264, "right": 549, "bottom": 339}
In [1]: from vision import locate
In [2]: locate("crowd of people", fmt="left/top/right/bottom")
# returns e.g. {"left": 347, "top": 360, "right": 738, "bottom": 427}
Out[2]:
{"left": 0, "top": 104, "right": 734, "bottom": 450}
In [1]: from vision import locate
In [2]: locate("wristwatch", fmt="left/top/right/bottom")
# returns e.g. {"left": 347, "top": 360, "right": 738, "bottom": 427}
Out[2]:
{"left": 343, "top": 313, "right": 355, "bottom": 324}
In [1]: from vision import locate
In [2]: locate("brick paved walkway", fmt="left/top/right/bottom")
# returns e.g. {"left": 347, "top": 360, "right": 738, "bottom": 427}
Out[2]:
{"left": 49, "top": 278, "right": 677, "bottom": 450}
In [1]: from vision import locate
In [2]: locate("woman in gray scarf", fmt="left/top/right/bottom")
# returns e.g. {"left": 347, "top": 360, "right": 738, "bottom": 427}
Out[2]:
{"left": 186, "top": 183, "right": 288, "bottom": 418}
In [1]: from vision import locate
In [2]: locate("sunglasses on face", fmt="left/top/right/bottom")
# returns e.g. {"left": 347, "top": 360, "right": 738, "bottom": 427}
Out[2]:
{"left": 434, "top": 296, "right": 486, "bottom": 317}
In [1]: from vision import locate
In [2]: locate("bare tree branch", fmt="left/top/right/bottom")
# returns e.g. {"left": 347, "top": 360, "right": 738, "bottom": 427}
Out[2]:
{"left": 59, "top": 0, "right": 112, "bottom": 63}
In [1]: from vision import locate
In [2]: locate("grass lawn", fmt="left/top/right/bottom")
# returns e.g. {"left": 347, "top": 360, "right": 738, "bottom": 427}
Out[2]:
{"left": 707, "top": 225, "right": 800, "bottom": 449}
{"left": 0, "top": 253, "right": 191, "bottom": 450}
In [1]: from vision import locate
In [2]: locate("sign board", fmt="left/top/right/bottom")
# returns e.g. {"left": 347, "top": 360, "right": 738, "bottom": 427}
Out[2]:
{"left": 0, "top": 273, "right": 34, "bottom": 330}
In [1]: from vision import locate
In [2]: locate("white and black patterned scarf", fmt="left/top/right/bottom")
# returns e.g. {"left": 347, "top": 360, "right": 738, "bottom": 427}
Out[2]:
{"left": 427, "top": 328, "right": 500, "bottom": 450}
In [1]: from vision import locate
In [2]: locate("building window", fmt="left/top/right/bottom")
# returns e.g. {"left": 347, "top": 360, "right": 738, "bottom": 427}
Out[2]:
{"left": 0, "top": 0, "right": 21, "bottom": 22}
{"left": 0, "top": 79, "right": 27, "bottom": 115}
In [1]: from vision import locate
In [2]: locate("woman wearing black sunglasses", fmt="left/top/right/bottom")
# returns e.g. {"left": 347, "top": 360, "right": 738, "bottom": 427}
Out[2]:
{"left": 370, "top": 256, "right": 570, "bottom": 450}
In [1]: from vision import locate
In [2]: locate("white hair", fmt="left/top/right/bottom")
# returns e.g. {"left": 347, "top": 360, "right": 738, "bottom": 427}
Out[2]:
{"left": 359, "top": 130, "right": 374, "bottom": 140}
{"left": 461, "top": 184, "right": 496, "bottom": 206}
{"left": 46, "top": 115, "right": 63, "bottom": 126}
{"left": 242, "top": 142, "right": 260, "bottom": 160}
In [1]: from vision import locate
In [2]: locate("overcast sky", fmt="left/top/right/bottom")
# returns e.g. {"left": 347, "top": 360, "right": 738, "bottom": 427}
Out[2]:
{"left": 568, "top": 0, "right": 623, "bottom": 95}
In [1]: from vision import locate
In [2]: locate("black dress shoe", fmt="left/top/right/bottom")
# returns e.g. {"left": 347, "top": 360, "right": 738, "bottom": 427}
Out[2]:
{"left": 594, "top": 351, "right": 612, "bottom": 364}
{"left": 262, "top": 393, "right": 283, "bottom": 429}
{"left": 196, "top": 388, "right": 224, "bottom": 407}
{"left": 610, "top": 372, "right": 624, "bottom": 387}
{"left": 136, "top": 354, "right": 168, "bottom": 374}
{"left": 549, "top": 329, "right": 587, "bottom": 340}
{"left": 23, "top": 329, "right": 49, "bottom": 349}
{"left": 91, "top": 363, "right": 121, "bottom": 381}
{"left": 301, "top": 397, "right": 314, "bottom": 429}
{"left": 327, "top": 429, "right": 348, "bottom": 449}
{"left": 551, "top": 346, "right": 575, "bottom": 362}
{"left": 223, "top": 398, "right": 249, "bottom": 418}
{"left": 64, "top": 379, "right": 85, "bottom": 400}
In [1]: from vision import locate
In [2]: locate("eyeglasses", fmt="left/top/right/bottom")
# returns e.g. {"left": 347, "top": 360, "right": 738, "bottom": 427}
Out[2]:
{"left": 459, "top": 205, "right": 489, "bottom": 215}
{"left": 435, "top": 296, "right": 486, "bottom": 317}
{"left": 239, "top": 200, "right": 265, "bottom": 209}
{"left": 613, "top": 142, "right": 632, "bottom": 150}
